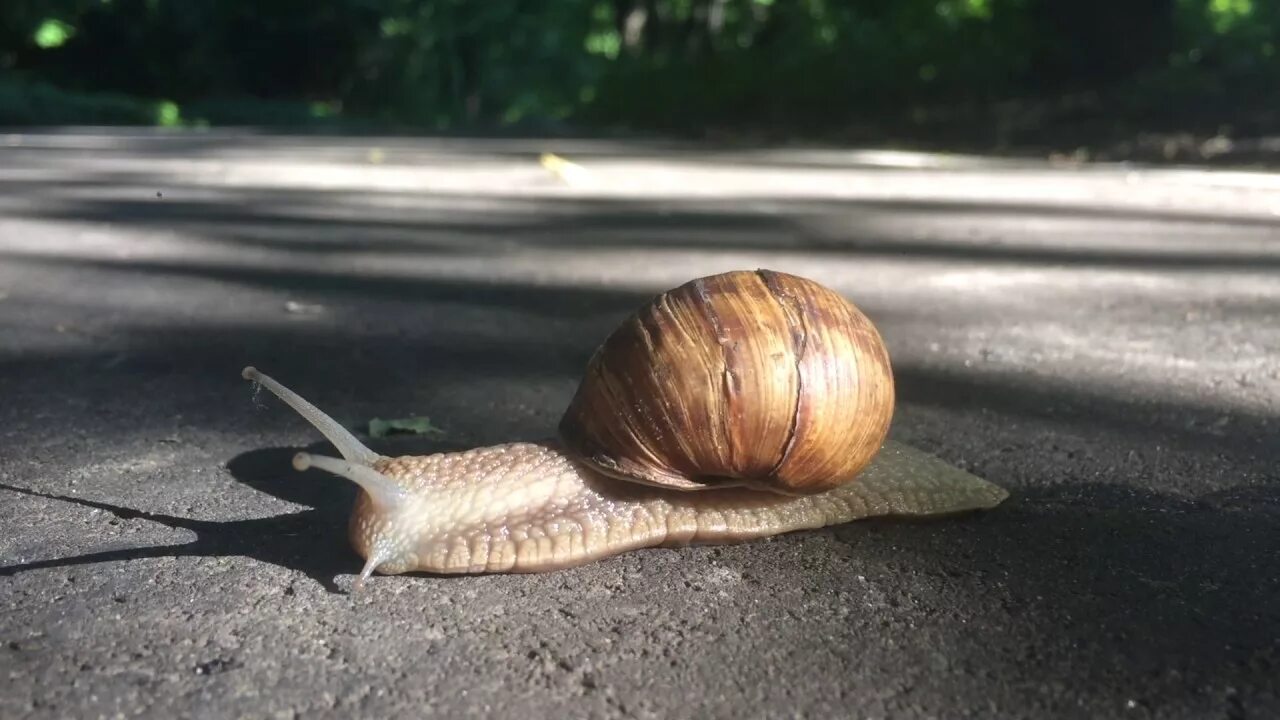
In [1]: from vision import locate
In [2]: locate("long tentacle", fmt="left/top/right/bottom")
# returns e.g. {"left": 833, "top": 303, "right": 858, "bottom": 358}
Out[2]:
{"left": 243, "top": 366, "right": 382, "bottom": 466}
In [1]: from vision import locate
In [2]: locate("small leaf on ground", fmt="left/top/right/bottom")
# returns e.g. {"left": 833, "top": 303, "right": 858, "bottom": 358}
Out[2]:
{"left": 368, "top": 416, "right": 446, "bottom": 439}
{"left": 539, "top": 152, "right": 592, "bottom": 187}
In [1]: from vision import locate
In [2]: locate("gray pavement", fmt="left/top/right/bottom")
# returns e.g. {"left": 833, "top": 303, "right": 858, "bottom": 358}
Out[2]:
{"left": 1, "top": 130, "right": 1278, "bottom": 719}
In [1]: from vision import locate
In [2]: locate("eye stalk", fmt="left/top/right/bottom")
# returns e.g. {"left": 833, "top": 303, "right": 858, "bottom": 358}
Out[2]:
{"left": 243, "top": 366, "right": 383, "bottom": 466}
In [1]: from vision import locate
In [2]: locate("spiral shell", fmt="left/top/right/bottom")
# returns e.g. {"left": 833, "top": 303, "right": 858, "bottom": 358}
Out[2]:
{"left": 558, "top": 269, "right": 895, "bottom": 495}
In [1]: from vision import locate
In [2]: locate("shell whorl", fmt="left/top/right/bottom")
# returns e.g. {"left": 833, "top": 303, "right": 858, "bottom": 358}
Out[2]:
{"left": 558, "top": 269, "right": 895, "bottom": 494}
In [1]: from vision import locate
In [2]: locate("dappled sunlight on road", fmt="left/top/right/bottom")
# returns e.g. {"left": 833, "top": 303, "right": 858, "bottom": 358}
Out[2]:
{"left": 2, "top": 131, "right": 1277, "bottom": 426}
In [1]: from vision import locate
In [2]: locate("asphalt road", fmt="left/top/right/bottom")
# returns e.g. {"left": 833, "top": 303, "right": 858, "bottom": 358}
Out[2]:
{"left": 1, "top": 130, "right": 1277, "bottom": 719}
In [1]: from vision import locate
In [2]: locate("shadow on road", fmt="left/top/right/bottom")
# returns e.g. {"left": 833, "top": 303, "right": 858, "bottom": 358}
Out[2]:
{"left": 0, "top": 446, "right": 357, "bottom": 593}
{"left": 5, "top": 179, "right": 1280, "bottom": 270}
{"left": 0, "top": 438, "right": 480, "bottom": 594}
{"left": 837, "top": 480, "right": 1280, "bottom": 710}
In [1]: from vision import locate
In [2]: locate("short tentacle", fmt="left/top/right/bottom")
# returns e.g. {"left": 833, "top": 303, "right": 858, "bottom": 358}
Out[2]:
{"left": 293, "top": 452, "right": 406, "bottom": 510}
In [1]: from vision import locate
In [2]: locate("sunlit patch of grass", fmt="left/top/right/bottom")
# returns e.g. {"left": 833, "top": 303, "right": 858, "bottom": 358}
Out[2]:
{"left": 154, "top": 100, "right": 181, "bottom": 127}
{"left": 34, "top": 19, "right": 75, "bottom": 49}
{"left": 1209, "top": 0, "right": 1254, "bottom": 33}
{"left": 585, "top": 29, "right": 621, "bottom": 59}
{"left": 309, "top": 101, "right": 340, "bottom": 119}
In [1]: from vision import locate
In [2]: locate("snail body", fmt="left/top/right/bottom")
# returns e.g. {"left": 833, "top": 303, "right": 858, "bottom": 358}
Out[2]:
{"left": 242, "top": 270, "right": 1007, "bottom": 586}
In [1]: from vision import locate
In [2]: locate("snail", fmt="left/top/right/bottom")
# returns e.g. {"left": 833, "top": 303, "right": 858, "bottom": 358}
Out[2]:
{"left": 241, "top": 270, "right": 1007, "bottom": 587}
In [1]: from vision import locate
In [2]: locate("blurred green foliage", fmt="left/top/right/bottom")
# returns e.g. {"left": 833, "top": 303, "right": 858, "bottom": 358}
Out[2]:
{"left": 0, "top": 0, "right": 1275, "bottom": 133}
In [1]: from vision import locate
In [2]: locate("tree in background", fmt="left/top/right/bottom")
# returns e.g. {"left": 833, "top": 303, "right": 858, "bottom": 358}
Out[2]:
{"left": 0, "top": 0, "right": 1275, "bottom": 134}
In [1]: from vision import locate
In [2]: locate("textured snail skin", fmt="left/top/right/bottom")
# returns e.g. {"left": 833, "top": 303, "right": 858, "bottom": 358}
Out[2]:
{"left": 347, "top": 440, "right": 1008, "bottom": 576}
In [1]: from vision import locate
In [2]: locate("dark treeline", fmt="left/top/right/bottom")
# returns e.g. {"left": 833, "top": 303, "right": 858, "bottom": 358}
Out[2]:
{"left": 1, "top": 0, "right": 1276, "bottom": 138}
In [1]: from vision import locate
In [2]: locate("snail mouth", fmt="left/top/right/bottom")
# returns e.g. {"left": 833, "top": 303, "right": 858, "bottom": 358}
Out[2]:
{"left": 347, "top": 510, "right": 418, "bottom": 591}
{"left": 352, "top": 548, "right": 418, "bottom": 591}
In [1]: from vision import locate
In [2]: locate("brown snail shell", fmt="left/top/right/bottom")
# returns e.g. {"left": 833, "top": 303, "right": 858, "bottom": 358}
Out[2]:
{"left": 558, "top": 269, "right": 895, "bottom": 494}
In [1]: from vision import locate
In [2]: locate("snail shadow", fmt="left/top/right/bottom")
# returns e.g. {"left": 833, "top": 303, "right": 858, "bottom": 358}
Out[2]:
{"left": 0, "top": 441, "right": 460, "bottom": 595}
